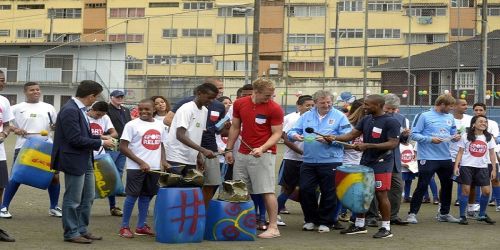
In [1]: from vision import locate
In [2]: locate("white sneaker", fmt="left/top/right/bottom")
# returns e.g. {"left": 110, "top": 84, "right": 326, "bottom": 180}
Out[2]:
{"left": 317, "top": 225, "right": 330, "bottom": 233}
{"left": 496, "top": 206, "right": 500, "bottom": 212}
{"left": 0, "top": 207, "right": 12, "bottom": 219}
{"left": 472, "top": 203, "right": 480, "bottom": 211}
{"left": 49, "top": 207, "right": 62, "bottom": 217}
{"left": 277, "top": 215, "right": 286, "bottom": 226}
{"left": 406, "top": 213, "right": 418, "bottom": 224}
{"left": 437, "top": 214, "right": 460, "bottom": 223}
{"left": 302, "top": 222, "right": 315, "bottom": 231}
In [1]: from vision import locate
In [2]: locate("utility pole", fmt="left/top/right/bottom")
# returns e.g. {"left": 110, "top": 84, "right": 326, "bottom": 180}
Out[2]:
{"left": 407, "top": 0, "right": 412, "bottom": 105}
{"left": 244, "top": 8, "right": 250, "bottom": 85}
{"left": 250, "top": 0, "right": 260, "bottom": 81}
{"left": 362, "top": 0, "right": 369, "bottom": 96}
{"left": 333, "top": 2, "right": 340, "bottom": 78}
{"left": 478, "top": 0, "right": 488, "bottom": 103}
{"left": 49, "top": 8, "right": 55, "bottom": 42}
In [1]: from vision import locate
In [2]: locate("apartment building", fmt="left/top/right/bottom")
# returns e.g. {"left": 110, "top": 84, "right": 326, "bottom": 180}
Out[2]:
{"left": 0, "top": 0, "right": 499, "bottom": 96}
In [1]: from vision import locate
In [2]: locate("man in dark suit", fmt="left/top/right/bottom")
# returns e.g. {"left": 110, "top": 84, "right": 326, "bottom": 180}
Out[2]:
{"left": 107, "top": 90, "right": 131, "bottom": 183}
{"left": 51, "top": 80, "right": 114, "bottom": 244}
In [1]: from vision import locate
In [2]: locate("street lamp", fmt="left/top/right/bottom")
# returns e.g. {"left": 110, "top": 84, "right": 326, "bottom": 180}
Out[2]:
{"left": 233, "top": 7, "right": 253, "bottom": 85}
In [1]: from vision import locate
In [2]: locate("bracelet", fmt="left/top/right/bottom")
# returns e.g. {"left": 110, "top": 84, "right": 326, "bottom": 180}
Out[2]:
{"left": 225, "top": 148, "right": 233, "bottom": 151}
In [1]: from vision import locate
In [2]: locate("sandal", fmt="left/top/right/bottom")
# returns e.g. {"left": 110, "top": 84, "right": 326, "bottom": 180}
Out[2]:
{"left": 258, "top": 229, "right": 280, "bottom": 239}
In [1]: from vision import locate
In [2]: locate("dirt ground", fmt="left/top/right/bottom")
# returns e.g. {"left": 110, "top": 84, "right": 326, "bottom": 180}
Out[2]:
{"left": 1, "top": 138, "right": 498, "bottom": 249}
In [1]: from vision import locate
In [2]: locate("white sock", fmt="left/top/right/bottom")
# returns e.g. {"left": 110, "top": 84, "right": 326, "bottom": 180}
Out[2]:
{"left": 355, "top": 218, "right": 365, "bottom": 228}
{"left": 381, "top": 221, "right": 390, "bottom": 231}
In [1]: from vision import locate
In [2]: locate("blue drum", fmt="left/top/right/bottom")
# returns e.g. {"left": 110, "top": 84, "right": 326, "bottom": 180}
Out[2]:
{"left": 93, "top": 153, "right": 124, "bottom": 199}
{"left": 11, "top": 138, "right": 55, "bottom": 189}
{"left": 335, "top": 164, "right": 375, "bottom": 214}
{"left": 154, "top": 187, "right": 205, "bottom": 243}
{"left": 204, "top": 200, "right": 256, "bottom": 241}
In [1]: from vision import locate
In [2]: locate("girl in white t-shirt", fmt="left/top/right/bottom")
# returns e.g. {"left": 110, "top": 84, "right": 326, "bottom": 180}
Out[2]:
{"left": 454, "top": 115, "right": 497, "bottom": 225}
{"left": 118, "top": 99, "right": 169, "bottom": 238}
{"left": 400, "top": 141, "right": 417, "bottom": 202}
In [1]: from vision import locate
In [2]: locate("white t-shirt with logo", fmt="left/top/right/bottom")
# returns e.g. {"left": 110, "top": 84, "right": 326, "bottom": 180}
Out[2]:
{"left": 449, "top": 114, "right": 472, "bottom": 159}
{"left": 11, "top": 102, "right": 57, "bottom": 149}
{"left": 283, "top": 112, "right": 303, "bottom": 161}
{"left": 400, "top": 143, "right": 416, "bottom": 173}
{"left": 88, "top": 114, "right": 114, "bottom": 156}
{"left": 121, "top": 118, "right": 166, "bottom": 170}
{"left": 154, "top": 115, "right": 169, "bottom": 146}
{"left": 165, "top": 101, "right": 207, "bottom": 165}
{"left": 458, "top": 134, "right": 496, "bottom": 169}
{"left": 0, "top": 95, "right": 13, "bottom": 160}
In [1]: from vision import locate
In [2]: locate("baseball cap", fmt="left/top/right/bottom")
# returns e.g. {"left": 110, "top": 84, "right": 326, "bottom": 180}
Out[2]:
{"left": 110, "top": 90, "right": 125, "bottom": 97}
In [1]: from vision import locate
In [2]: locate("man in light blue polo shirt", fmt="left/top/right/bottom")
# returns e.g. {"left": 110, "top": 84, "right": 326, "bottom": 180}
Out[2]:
{"left": 407, "top": 94, "right": 460, "bottom": 224}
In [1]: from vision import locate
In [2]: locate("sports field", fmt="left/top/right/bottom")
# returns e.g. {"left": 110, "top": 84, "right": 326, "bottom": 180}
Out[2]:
{"left": 1, "top": 137, "right": 498, "bottom": 249}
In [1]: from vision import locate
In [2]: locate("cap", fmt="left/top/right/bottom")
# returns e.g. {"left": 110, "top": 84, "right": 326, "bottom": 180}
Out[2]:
{"left": 110, "top": 90, "right": 125, "bottom": 97}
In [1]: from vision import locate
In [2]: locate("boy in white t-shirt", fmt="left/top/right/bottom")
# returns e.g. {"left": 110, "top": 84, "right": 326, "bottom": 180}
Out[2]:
{"left": 118, "top": 99, "right": 169, "bottom": 238}
{"left": 454, "top": 115, "right": 497, "bottom": 225}
{"left": 86, "top": 101, "right": 122, "bottom": 217}
{"left": 400, "top": 140, "right": 417, "bottom": 203}
{"left": 165, "top": 83, "right": 218, "bottom": 174}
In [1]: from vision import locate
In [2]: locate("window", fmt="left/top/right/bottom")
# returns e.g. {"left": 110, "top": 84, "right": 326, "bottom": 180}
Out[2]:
{"left": 329, "top": 56, "right": 362, "bottom": 67}
{"left": 216, "top": 34, "right": 252, "bottom": 44}
{"left": 339, "top": 1, "right": 363, "bottom": 11}
{"left": 108, "top": 34, "right": 144, "bottom": 43}
{"left": 17, "top": 4, "right": 45, "bottom": 10}
{"left": 367, "top": 29, "right": 400, "bottom": 39}
{"left": 127, "top": 60, "right": 143, "bottom": 70}
{"left": 162, "top": 29, "right": 178, "bottom": 38}
{"left": 406, "top": 7, "right": 446, "bottom": 16}
{"left": 180, "top": 56, "right": 212, "bottom": 64}
{"left": 0, "top": 5, "right": 11, "bottom": 10}
{"left": 147, "top": 55, "right": 177, "bottom": 65}
{"left": 43, "top": 95, "right": 55, "bottom": 106}
{"left": 287, "top": 6, "right": 326, "bottom": 17}
{"left": 16, "top": 29, "right": 43, "bottom": 38}
{"left": 288, "top": 34, "right": 325, "bottom": 45}
{"left": 451, "top": 0, "right": 474, "bottom": 8}
{"left": 488, "top": 7, "right": 500, "bottom": 16}
{"left": 149, "top": 2, "right": 180, "bottom": 8}
{"left": 455, "top": 72, "right": 475, "bottom": 89}
{"left": 0, "top": 30, "right": 9, "bottom": 37}
{"left": 367, "top": 1, "right": 402, "bottom": 11}
{"left": 110, "top": 8, "right": 145, "bottom": 18}
{"left": 218, "top": 7, "right": 254, "bottom": 17}
{"left": 48, "top": 8, "right": 82, "bottom": 19}
{"left": 50, "top": 34, "right": 81, "bottom": 42}
{"left": 85, "top": 3, "right": 106, "bottom": 8}
{"left": 0, "top": 55, "right": 18, "bottom": 82}
{"left": 289, "top": 62, "right": 324, "bottom": 71}
{"left": 182, "top": 29, "right": 212, "bottom": 37}
{"left": 405, "top": 34, "right": 446, "bottom": 44}
{"left": 331, "top": 29, "right": 363, "bottom": 38}
{"left": 216, "top": 61, "right": 250, "bottom": 71}
{"left": 450, "top": 28, "right": 475, "bottom": 36}
{"left": 367, "top": 57, "right": 379, "bottom": 67}
{"left": 183, "top": 2, "right": 213, "bottom": 10}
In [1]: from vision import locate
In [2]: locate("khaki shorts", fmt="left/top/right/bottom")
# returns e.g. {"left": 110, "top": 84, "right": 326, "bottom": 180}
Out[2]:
{"left": 233, "top": 152, "right": 276, "bottom": 194}
{"left": 202, "top": 156, "right": 222, "bottom": 186}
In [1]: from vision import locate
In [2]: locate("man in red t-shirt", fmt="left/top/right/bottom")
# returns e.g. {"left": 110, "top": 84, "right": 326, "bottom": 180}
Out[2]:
{"left": 225, "top": 79, "right": 284, "bottom": 239}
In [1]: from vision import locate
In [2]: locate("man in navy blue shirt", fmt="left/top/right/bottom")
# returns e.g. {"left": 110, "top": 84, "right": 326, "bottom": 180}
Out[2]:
{"left": 164, "top": 78, "right": 226, "bottom": 205}
{"left": 333, "top": 95, "right": 400, "bottom": 239}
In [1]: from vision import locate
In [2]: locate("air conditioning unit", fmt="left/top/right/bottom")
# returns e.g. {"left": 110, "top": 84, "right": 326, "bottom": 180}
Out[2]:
{"left": 269, "top": 69, "right": 279, "bottom": 75}
{"left": 269, "top": 64, "right": 279, "bottom": 69}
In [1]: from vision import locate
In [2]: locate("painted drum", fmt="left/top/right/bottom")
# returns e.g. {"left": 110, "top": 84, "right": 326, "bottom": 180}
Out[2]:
{"left": 335, "top": 164, "right": 375, "bottom": 214}
{"left": 93, "top": 153, "right": 124, "bottom": 199}
{"left": 154, "top": 187, "right": 206, "bottom": 243}
{"left": 204, "top": 200, "right": 256, "bottom": 241}
{"left": 11, "top": 138, "right": 55, "bottom": 189}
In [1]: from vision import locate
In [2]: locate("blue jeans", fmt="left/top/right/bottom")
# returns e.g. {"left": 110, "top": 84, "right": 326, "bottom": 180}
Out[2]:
{"left": 299, "top": 162, "right": 341, "bottom": 226}
{"left": 107, "top": 150, "right": 126, "bottom": 179}
{"left": 62, "top": 167, "right": 95, "bottom": 240}
{"left": 409, "top": 160, "right": 454, "bottom": 215}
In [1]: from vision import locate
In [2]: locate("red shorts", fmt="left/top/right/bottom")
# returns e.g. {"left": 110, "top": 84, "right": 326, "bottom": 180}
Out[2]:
{"left": 374, "top": 173, "right": 392, "bottom": 191}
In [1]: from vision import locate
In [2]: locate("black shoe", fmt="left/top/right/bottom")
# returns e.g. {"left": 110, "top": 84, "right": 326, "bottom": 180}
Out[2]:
{"left": 0, "top": 229, "right": 15, "bottom": 242}
{"left": 332, "top": 221, "right": 345, "bottom": 230}
{"left": 454, "top": 200, "right": 460, "bottom": 206}
{"left": 366, "top": 218, "right": 378, "bottom": 227}
{"left": 477, "top": 215, "right": 496, "bottom": 224}
{"left": 459, "top": 217, "right": 468, "bottom": 225}
{"left": 373, "top": 227, "right": 393, "bottom": 239}
{"left": 390, "top": 218, "right": 409, "bottom": 226}
{"left": 340, "top": 224, "right": 367, "bottom": 235}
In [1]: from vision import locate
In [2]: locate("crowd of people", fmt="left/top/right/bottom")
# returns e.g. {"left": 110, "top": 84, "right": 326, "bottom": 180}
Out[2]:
{"left": 0, "top": 69, "right": 498, "bottom": 243}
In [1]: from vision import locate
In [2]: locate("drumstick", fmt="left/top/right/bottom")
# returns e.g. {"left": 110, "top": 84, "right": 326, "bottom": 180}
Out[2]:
{"left": 304, "top": 127, "right": 351, "bottom": 146}
{"left": 239, "top": 137, "right": 254, "bottom": 151}
{"left": 149, "top": 170, "right": 168, "bottom": 175}
{"left": 48, "top": 112, "right": 54, "bottom": 125}
{"left": 26, "top": 130, "right": 50, "bottom": 136}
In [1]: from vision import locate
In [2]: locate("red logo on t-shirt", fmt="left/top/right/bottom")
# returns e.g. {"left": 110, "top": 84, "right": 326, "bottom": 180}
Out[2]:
{"left": 142, "top": 129, "right": 161, "bottom": 150}
{"left": 468, "top": 140, "right": 487, "bottom": 157}
{"left": 401, "top": 149, "right": 413, "bottom": 163}
{"left": 90, "top": 123, "right": 104, "bottom": 136}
